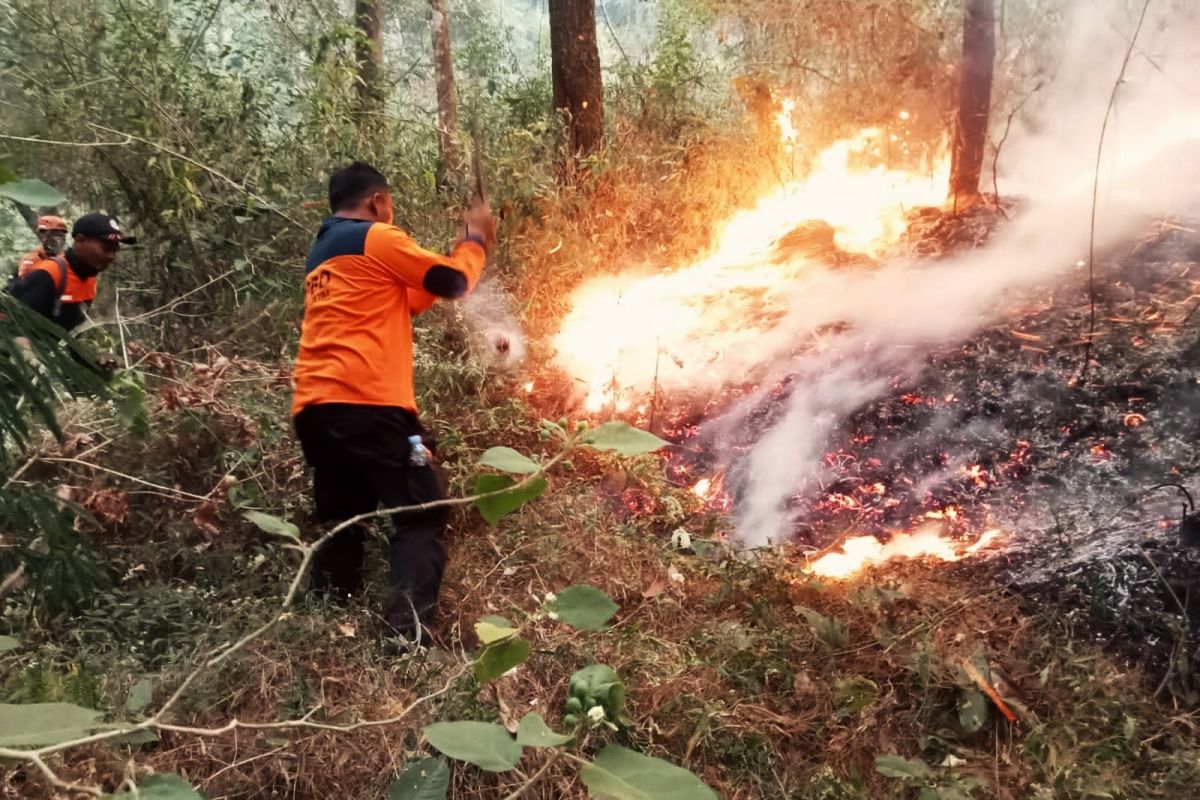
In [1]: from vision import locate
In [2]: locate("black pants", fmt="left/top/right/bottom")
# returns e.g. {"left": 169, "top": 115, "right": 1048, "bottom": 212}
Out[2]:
{"left": 293, "top": 403, "right": 448, "bottom": 628}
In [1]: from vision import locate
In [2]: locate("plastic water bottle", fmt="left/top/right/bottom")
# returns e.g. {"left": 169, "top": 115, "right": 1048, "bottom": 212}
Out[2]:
{"left": 408, "top": 435, "right": 429, "bottom": 467}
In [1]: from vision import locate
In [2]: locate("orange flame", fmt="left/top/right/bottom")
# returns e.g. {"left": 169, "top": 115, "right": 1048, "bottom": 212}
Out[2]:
{"left": 555, "top": 101, "right": 948, "bottom": 410}
{"left": 809, "top": 527, "right": 1003, "bottom": 580}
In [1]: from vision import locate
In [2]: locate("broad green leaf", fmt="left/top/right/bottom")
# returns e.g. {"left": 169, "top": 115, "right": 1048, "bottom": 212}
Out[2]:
{"left": 516, "top": 712, "right": 571, "bottom": 748}
{"left": 832, "top": 676, "right": 878, "bottom": 720}
{"left": 474, "top": 637, "right": 530, "bottom": 686}
{"left": 243, "top": 511, "right": 300, "bottom": 541}
{"left": 474, "top": 619, "right": 520, "bottom": 644}
{"left": 106, "top": 773, "right": 203, "bottom": 799}
{"left": 0, "top": 165, "right": 17, "bottom": 184}
{"left": 567, "top": 664, "right": 627, "bottom": 723}
{"left": 875, "top": 754, "right": 932, "bottom": 781}
{"left": 0, "top": 179, "right": 64, "bottom": 208}
{"left": 548, "top": 585, "right": 618, "bottom": 630}
{"left": 125, "top": 678, "right": 154, "bottom": 714}
{"left": 958, "top": 687, "right": 989, "bottom": 733}
{"left": 580, "top": 422, "right": 667, "bottom": 456}
{"left": 580, "top": 745, "right": 718, "bottom": 800}
{"left": 0, "top": 635, "right": 18, "bottom": 653}
{"left": 0, "top": 702, "right": 114, "bottom": 746}
{"left": 388, "top": 757, "right": 450, "bottom": 800}
{"left": 478, "top": 447, "right": 540, "bottom": 474}
{"left": 479, "top": 615, "right": 514, "bottom": 628}
{"left": 799, "top": 607, "right": 849, "bottom": 649}
{"left": 423, "top": 721, "right": 523, "bottom": 772}
{"left": 474, "top": 474, "right": 548, "bottom": 526}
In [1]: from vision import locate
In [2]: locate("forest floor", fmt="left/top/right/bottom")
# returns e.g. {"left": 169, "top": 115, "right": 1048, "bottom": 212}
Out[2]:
{"left": 4, "top": 215, "right": 1200, "bottom": 799}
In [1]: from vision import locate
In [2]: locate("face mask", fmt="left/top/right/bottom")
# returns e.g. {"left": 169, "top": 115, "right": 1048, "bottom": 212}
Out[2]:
{"left": 42, "top": 232, "right": 66, "bottom": 255}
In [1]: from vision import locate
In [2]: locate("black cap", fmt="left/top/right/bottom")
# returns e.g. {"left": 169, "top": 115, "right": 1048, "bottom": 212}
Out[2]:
{"left": 72, "top": 213, "right": 138, "bottom": 245}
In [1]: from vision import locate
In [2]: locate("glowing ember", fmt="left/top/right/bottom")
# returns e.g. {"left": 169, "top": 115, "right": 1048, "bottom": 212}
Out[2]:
{"left": 523, "top": 381, "right": 535, "bottom": 393}
{"left": 1123, "top": 413, "right": 1146, "bottom": 427}
{"left": 554, "top": 106, "right": 948, "bottom": 409}
{"left": 692, "top": 478, "right": 712, "bottom": 498}
{"left": 810, "top": 527, "right": 1004, "bottom": 580}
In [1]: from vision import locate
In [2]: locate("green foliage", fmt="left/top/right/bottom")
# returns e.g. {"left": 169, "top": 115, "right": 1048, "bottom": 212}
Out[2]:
{"left": 388, "top": 757, "right": 450, "bottom": 800}
{"left": 958, "top": 688, "right": 989, "bottom": 733}
{"left": 473, "top": 474, "right": 548, "bottom": 526}
{"left": 125, "top": 679, "right": 154, "bottom": 715}
{"left": 474, "top": 618, "right": 520, "bottom": 644}
{"left": 832, "top": 676, "right": 878, "bottom": 720}
{"left": 580, "top": 422, "right": 668, "bottom": 457}
{"left": 875, "top": 755, "right": 932, "bottom": 780}
{"left": 516, "top": 712, "right": 571, "bottom": 747}
{"left": 423, "top": 721, "right": 523, "bottom": 772}
{"left": 106, "top": 774, "right": 204, "bottom": 799}
{"left": 111, "top": 371, "right": 151, "bottom": 439}
{"left": 547, "top": 585, "right": 619, "bottom": 630}
{"left": 243, "top": 510, "right": 300, "bottom": 541}
{"left": 580, "top": 745, "right": 719, "bottom": 800}
{"left": 0, "top": 178, "right": 64, "bottom": 207}
{"left": 478, "top": 446, "right": 540, "bottom": 474}
{"left": 473, "top": 637, "right": 530, "bottom": 686}
{"left": 0, "top": 702, "right": 115, "bottom": 747}
{"left": 565, "top": 664, "right": 626, "bottom": 727}
{"left": 799, "top": 607, "right": 850, "bottom": 650}
{"left": 0, "top": 635, "right": 18, "bottom": 652}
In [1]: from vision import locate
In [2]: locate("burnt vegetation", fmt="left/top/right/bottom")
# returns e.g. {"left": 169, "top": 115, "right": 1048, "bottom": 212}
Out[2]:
{"left": 1, "top": 1, "right": 1199, "bottom": 799}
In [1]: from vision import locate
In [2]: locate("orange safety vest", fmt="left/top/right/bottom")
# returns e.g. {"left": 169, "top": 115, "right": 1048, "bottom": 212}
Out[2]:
{"left": 291, "top": 218, "right": 485, "bottom": 415}
{"left": 17, "top": 247, "right": 47, "bottom": 279}
{"left": 30, "top": 256, "right": 98, "bottom": 305}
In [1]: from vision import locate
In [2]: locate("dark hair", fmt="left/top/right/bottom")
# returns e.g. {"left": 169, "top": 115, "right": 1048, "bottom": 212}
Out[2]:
{"left": 328, "top": 161, "right": 389, "bottom": 212}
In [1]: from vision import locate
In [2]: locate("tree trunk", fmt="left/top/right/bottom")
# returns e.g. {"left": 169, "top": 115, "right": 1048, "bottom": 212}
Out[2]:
{"left": 354, "top": 0, "right": 385, "bottom": 117}
{"left": 948, "top": 0, "right": 995, "bottom": 209}
{"left": 549, "top": 0, "right": 605, "bottom": 163}
{"left": 429, "top": 0, "right": 463, "bottom": 182}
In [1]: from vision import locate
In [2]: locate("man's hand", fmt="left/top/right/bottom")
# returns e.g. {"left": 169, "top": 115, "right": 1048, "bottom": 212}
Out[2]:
{"left": 463, "top": 199, "right": 497, "bottom": 251}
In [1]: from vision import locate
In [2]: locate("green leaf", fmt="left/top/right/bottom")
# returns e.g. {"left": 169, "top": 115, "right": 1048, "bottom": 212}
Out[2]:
{"left": 479, "top": 615, "right": 514, "bottom": 628}
{"left": 0, "top": 635, "right": 18, "bottom": 653}
{"left": 478, "top": 447, "right": 540, "bottom": 474}
{"left": 474, "top": 619, "right": 520, "bottom": 644}
{"left": 799, "top": 607, "right": 849, "bottom": 649}
{"left": 548, "top": 585, "right": 618, "bottom": 630}
{"left": 832, "top": 676, "right": 878, "bottom": 720}
{"left": 958, "top": 687, "right": 989, "bottom": 733}
{"left": 580, "top": 422, "right": 668, "bottom": 456}
{"left": 474, "top": 474, "right": 548, "bottom": 526}
{"left": 0, "top": 179, "right": 64, "bottom": 208}
{"left": 0, "top": 702, "right": 115, "bottom": 746}
{"left": 516, "top": 712, "right": 571, "bottom": 747}
{"left": 423, "top": 721, "right": 523, "bottom": 772}
{"left": 112, "top": 373, "right": 150, "bottom": 438}
{"left": 125, "top": 679, "right": 154, "bottom": 714}
{"left": 875, "top": 754, "right": 932, "bottom": 781}
{"left": 243, "top": 511, "right": 300, "bottom": 541}
{"left": 106, "top": 773, "right": 203, "bottom": 799}
{"left": 567, "top": 664, "right": 627, "bottom": 724}
{"left": 474, "top": 637, "right": 530, "bottom": 686}
{"left": 580, "top": 745, "right": 718, "bottom": 800}
{"left": 388, "top": 757, "right": 450, "bottom": 800}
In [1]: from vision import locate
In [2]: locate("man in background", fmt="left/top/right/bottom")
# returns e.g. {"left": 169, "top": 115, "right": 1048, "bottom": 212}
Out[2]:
{"left": 292, "top": 161, "right": 496, "bottom": 644}
{"left": 14, "top": 215, "right": 68, "bottom": 280}
{"left": 9, "top": 213, "right": 136, "bottom": 333}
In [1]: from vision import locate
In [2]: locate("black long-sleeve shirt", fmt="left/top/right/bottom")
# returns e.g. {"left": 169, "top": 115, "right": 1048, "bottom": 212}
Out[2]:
{"left": 9, "top": 249, "right": 96, "bottom": 332}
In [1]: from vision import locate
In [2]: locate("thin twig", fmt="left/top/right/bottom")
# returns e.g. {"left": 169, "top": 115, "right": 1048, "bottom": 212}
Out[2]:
{"left": 1081, "top": 0, "right": 1153, "bottom": 381}
{"left": 501, "top": 749, "right": 563, "bottom": 800}
{"left": 0, "top": 132, "right": 133, "bottom": 147}
{"left": 41, "top": 457, "right": 213, "bottom": 503}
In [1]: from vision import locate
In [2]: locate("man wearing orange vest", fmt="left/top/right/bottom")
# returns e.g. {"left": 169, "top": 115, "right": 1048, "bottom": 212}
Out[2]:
{"left": 292, "top": 161, "right": 496, "bottom": 643}
{"left": 15, "top": 215, "right": 69, "bottom": 280}
{"left": 9, "top": 213, "right": 136, "bottom": 332}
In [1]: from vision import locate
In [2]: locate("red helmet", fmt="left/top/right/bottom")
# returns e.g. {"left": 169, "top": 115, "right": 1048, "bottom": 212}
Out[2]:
{"left": 36, "top": 215, "right": 68, "bottom": 232}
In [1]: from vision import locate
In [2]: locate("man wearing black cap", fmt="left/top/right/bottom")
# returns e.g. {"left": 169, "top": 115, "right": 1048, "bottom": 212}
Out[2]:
{"left": 9, "top": 213, "right": 136, "bottom": 332}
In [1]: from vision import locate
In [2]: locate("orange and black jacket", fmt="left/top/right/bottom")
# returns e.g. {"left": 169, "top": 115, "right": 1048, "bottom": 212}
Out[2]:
{"left": 9, "top": 249, "right": 99, "bottom": 332}
{"left": 291, "top": 216, "right": 486, "bottom": 416}
{"left": 16, "top": 246, "right": 48, "bottom": 279}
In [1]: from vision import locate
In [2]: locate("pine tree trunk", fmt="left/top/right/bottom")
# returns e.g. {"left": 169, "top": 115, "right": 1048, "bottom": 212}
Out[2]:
{"left": 549, "top": 0, "right": 605, "bottom": 163}
{"left": 948, "top": 0, "right": 995, "bottom": 209}
{"left": 354, "top": 0, "right": 385, "bottom": 118}
{"left": 430, "top": 0, "right": 463, "bottom": 181}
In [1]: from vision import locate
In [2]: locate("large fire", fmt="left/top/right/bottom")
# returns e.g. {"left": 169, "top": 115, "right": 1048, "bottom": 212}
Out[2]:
{"left": 809, "top": 528, "right": 1003, "bottom": 580}
{"left": 553, "top": 105, "right": 949, "bottom": 411}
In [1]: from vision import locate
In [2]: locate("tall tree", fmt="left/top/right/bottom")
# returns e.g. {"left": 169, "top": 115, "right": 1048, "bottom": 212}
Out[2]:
{"left": 948, "top": 0, "right": 995, "bottom": 208}
{"left": 429, "top": 0, "right": 463, "bottom": 181}
{"left": 549, "top": 0, "right": 605, "bottom": 163}
{"left": 354, "top": 0, "right": 385, "bottom": 118}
